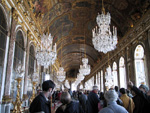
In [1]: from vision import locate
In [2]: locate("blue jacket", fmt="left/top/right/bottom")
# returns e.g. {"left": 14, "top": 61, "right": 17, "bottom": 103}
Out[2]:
{"left": 99, "top": 101, "right": 128, "bottom": 113}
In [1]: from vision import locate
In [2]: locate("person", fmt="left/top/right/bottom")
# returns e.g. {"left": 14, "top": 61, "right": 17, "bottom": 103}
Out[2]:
{"left": 29, "top": 80, "right": 55, "bottom": 113}
{"left": 98, "top": 92, "right": 107, "bottom": 112}
{"left": 128, "top": 81, "right": 150, "bottom": 113}
{"left": 119, "top": 88, "right": 135, "bottom": 113}
{"left": 99, "top": 90, "right": 128, "bottom": 113}
{"left": 87, "top": 85, "right": 100, "bottom": 113}
{"left": 114, "top": 86, "right": 124, "bottom": 106}
{"left": 55, "top": 91, "right": 83, "bottom": 113}
{"left": 78, "top": 90, "right": 88, "bottom": 113}
{"left": 68, "top": 89, "right": 73, "bottom": 98}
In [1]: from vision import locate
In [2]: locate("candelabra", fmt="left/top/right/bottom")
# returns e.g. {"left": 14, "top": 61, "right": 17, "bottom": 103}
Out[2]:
{"left": 30, "top": 71, "right": 39, "bottom": 103}
{"left": 12, "top": 77, "right": 23, "bottom": 113}
{"left": 29, "top": 81, "right": 38, "bottom": 103}
{"left": 12, "top": 61, "right": 25, "bottom": 113}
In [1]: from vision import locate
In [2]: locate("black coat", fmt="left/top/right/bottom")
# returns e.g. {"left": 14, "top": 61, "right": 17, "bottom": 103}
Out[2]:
{"left": 56, "top": 101, "right": 84, "bottom": 113}
{"left": 87, "top": 91, "right": 100, "bottom": 113}
{"left": 132, "top": 86, "right": 150, "bottom": 113}
{"left": 29, "top": 93, "right": 51, "bottom": 113}
{"left": 78, "top": 94, "right": 87, "bottom": 112}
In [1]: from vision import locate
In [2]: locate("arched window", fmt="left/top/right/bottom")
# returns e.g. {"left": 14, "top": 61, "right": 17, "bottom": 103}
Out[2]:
{"left": 28, "top": 45, "right": 35, "bottom": 75}
{"left": 119, "top": 57, "right": 127, "bottom": 88}
{"left": 11, "top": 30, "right": 24, "bottom": 100}
{"left": 134, "top": 45, "right": 147, "bottom": 87}
{"left": 101, "top": 70, "right": 104, "bottom": 92}
{"left": 112, "top": 62, "right": 118, "bottom": 86}
{"left": 0, "top": 7, "right": 7, "bottom": 94}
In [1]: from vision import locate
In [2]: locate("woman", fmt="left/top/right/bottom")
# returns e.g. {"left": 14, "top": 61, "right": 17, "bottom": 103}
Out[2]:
{"left": 56, "top": 92, "right": 83, "bottom": 113}
{"left": 99, "top": 90, "right": 128, "bottom": 113}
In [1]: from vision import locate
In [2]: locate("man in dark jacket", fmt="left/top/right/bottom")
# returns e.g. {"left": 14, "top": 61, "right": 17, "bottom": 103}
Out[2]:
{"left": 128, "top": 81, "right": 150, "bottom": 113}
{"left": 87, "top": 85, "right": 100, "bottom": 113}
{"left": 29, "top": 80, "right": 55, "bottom": 113}
{"left": 78, "top": 90, "right": 87, "bottom": 113}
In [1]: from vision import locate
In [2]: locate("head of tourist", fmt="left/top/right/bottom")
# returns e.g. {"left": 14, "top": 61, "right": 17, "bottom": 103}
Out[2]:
{"left": 60, "top": 91, "right": 72, "bottom": 105}
{"left": 139, "top": 84, "right": 149, "bottom": 93}
{"left": 114, "top": 86, "right": 119, "bottom": 92}
{"left": 104, "top": 90, "right": 118, "bottom": 103}
{"left": 93, "top": 85, "right": 99, "bottom": 94}
{"left": 42, "top": 80, "right": 55, "bottom": 97}
{"left": 119, "top": 88, "right": 127, "bottom": 95}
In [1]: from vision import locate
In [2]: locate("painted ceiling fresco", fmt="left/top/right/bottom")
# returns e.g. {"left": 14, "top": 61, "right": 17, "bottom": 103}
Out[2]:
{"left": 28, "top": 0, "right": 150, "bottom": 78}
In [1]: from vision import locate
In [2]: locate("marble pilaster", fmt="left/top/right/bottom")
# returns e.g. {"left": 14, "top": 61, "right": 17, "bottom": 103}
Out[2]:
{"left": 2, "top": 18, "right": 16, "bottom": 103}
{"left": 23, "top": 34, "right": 30, "bottom": 100}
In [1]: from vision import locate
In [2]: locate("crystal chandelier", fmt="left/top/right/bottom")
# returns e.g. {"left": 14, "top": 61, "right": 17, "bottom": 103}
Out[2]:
{"left": 73, "top": 73, "right": 84, "bottom": 86}
{"left": 92, "top": 0, "right": 117, "bottom": 54}
{"left": 77, "top": 73, "right": 85, "bottom": 81}
{"left": 36, "top": 33, "right": 57, "bottom": 68}
{"left": 105, "top": 66, "right": 114, "bottom": 89}
{"left": 79, "top": 58, "right": 91, "bottom": 76}
{"left": 57, "top": 67, "right": 66, "bottom": 82}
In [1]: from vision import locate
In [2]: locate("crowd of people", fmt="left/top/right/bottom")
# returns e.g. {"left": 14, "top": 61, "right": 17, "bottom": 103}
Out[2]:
{"left": 29, "top": 80, "right": 150, "bottom": 113}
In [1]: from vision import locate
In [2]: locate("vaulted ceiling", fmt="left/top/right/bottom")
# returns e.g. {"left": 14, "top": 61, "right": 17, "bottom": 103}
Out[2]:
{"left": 28, "top": 0, "right": 150, "bottom": 79}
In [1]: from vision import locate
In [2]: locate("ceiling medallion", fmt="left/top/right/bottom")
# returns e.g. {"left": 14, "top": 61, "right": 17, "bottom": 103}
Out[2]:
{"left": 92, "top": 0, "right": 117, "bottom": 54}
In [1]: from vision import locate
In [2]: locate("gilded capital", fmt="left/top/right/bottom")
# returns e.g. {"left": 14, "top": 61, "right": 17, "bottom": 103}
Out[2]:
{"left": 12, "top": 9, "right": 18, "bottom": 21}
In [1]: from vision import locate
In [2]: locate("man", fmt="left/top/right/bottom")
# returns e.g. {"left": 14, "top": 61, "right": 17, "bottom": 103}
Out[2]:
{"left": 128, "top": 81, "right": 150, "bottom": 113}
{"left": 99, "top": 90, "right": 128, "bottom": 113}
{"left": 119, "top": 88, "right": 135, "bottom": 113}
{"left": 87, "top": 85, "right": 100, "bottom": 113}
{"left": 78, "top": 90, "right": 88, "bottom": 113}
{"left": 29, "top": 80, "right": 55, "bottom": 113}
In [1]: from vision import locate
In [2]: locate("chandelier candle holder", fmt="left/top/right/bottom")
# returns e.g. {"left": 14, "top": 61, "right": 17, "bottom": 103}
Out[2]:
{"left": 36, "top": 33, "right": 57, "bottom": 68}
{"left": 79, "top": 58, "right": 91, "bottom": 76}
{"left": 92, "top": 0, "right": 117, "bottom": 54}
{"left": 13, "top": 61, "right": 25, "bottom": 113}
{"left": 30, "top": 71, "right": 39, "bottom": 103}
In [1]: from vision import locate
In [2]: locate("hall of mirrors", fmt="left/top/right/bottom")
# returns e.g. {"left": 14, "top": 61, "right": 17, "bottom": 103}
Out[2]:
{"left": 0, "top": 0, "right": 150, "bottom": 113}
